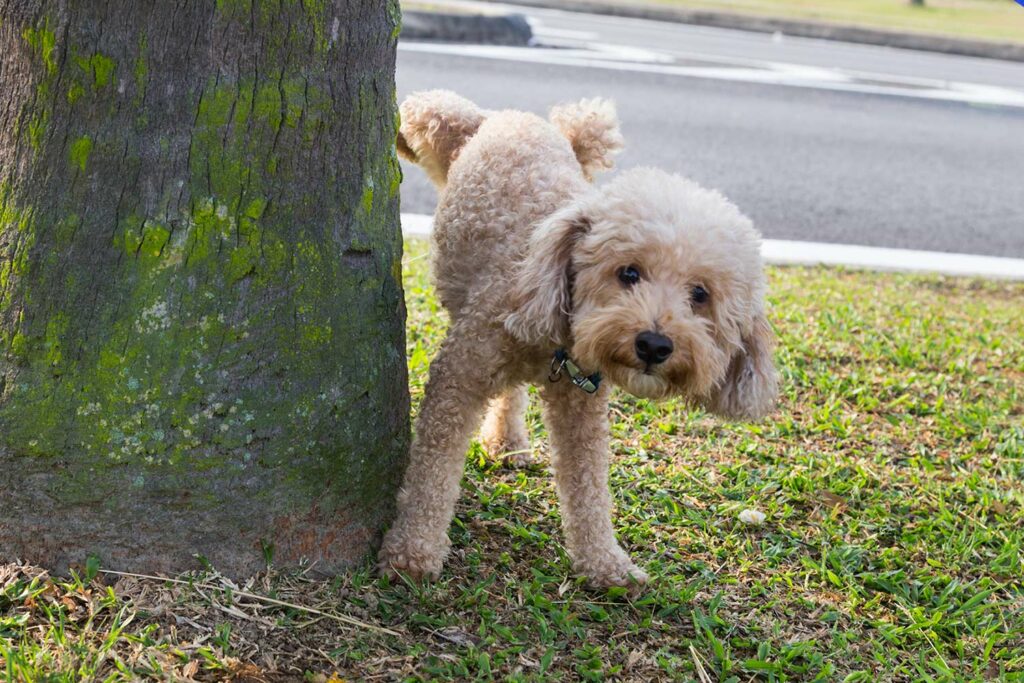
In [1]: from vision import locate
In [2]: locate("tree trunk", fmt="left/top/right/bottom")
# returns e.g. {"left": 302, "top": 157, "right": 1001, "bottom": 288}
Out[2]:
{"left": 0, "top": 1, "right": 409, "bottom": 577}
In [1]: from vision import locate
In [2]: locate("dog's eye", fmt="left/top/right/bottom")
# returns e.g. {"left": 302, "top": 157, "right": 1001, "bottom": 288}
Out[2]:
{"left": 618, "top": 265, "right": 641, "bottom": 286}
{"left": 691, "top": 285, "right": 710, "bottom": 305}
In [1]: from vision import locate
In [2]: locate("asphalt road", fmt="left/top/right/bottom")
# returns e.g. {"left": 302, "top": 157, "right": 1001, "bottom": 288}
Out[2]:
{"left": 396, "top": 8, "right": 1024, "bottom": 257}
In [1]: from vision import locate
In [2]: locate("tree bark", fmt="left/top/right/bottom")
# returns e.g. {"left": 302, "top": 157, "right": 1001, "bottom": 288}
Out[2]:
{"left": 0, "top": 1, "right": 409, "bottom": 577}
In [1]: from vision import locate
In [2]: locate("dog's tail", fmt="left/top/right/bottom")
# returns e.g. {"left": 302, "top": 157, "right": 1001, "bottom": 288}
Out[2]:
{"left": 396, "top": 90, "right": 486, "bottom": 189}
{"left": 549, "top": 98, "right": 624, "bottom": 181}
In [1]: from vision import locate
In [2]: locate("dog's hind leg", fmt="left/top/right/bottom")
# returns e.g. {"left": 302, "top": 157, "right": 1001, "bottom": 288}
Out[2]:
{"left": 378, "top": 329, "right": 495, "bottom": 581}
{"left": 480, "top": 385, "right": 534, "bottom": 466}
{"left": 540, "top": 381, "right": 649, "bottom": 591}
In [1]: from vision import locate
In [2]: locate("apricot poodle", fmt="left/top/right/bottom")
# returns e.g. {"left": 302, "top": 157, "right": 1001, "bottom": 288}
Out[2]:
{"left": 379, "top": 90, "right": 778, "bottom": 589}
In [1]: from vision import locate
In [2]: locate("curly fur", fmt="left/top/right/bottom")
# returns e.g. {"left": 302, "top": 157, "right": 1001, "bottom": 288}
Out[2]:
{"left": 397, "top": 91, "right": 624, "bottom": 189}
{"left": 379, "top": 91, "right": 779, "bottom": 589}
{"left": 396, "top": 90, "right": 486, "bottom": 189}
{"left": 548, "top": 98, "right": 624, "bottom": 181}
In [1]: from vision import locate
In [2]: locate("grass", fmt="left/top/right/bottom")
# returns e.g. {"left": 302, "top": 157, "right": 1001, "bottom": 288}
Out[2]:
{"left": 3, "top": 237, "right": 1024, "bottom": 681}
{"left": 617, "top": 0, "right": 1024, "bottom": 44}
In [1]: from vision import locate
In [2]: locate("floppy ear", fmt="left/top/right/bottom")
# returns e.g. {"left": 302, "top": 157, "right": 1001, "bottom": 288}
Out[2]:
{"left": 502, "top": 202, "right": 590, "bottom": 347}
{"left": 703, "top": 311, "right": 778, "bottom": 420}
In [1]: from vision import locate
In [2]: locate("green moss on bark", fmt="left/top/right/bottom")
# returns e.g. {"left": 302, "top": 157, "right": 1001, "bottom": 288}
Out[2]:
{"left": 69, "top": 136, "right": 92, "bottom": 171}
{"left": 22, "top": 21, "right": 57, "bottom": 74}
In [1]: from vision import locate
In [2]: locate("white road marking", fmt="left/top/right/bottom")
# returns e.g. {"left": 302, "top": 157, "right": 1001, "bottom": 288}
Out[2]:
{"left": 527, "top": 24, "right": 599, "bottom": 42}
{"left": 398, "top": 41, "right": 1024, "bottom": 109}
{"left": 400, "top": 213, "right": 1024, "bottom": 280}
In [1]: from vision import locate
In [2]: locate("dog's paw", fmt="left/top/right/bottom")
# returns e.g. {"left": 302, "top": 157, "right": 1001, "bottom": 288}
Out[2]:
{"left": 481, "top": 435, "right": 536, "bottom": 468}
{"left": 377, "top": 531, "right": 446, "bottom": 582}
{"left": 573, "top": 551, "right": 649, "bottom": 594}
{"left": 502, "top": 450, "right": 540, "bottom": 468}
{"left": 586, "top": 564, "right": 649, "bottom": 594}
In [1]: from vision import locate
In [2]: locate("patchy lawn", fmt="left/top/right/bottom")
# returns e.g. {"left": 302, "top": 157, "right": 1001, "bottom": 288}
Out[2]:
{"left": 3, "top": 238, "right": 1023, "bottom": 682}
{"left": 614, "top": 0, "right": 1024, "bottom": 44}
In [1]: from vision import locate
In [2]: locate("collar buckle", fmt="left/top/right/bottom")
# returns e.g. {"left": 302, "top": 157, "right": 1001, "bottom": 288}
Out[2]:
{"left": 549, "top": 349, "right": 602, "bottom": 394}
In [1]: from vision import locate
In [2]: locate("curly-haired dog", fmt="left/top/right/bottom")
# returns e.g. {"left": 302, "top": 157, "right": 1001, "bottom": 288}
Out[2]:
{"left": 380, "top": 90, "right": 778, "bottom": 589}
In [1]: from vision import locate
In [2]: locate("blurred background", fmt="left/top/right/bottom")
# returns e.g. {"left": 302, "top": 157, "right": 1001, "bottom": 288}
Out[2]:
{"left": 396, "top": 0, "right": 1024, "bottom": 259}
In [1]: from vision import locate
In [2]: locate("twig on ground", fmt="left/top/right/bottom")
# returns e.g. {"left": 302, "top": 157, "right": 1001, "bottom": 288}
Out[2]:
{"left": 99, "top": 569, "right": 402, "bottom": 637}
{"left": 689, "top": 644, "right": 713, "bottom": 683}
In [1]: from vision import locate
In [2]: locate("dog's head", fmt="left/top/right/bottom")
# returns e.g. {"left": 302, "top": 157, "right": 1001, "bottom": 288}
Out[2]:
{"left": 503, "top": 168, "right": 778, "bottom": 419}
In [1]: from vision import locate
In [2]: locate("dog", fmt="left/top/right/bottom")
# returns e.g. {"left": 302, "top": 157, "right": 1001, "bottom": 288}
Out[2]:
{"left": 379, "top": 90, "right": 778, "bottom": 589}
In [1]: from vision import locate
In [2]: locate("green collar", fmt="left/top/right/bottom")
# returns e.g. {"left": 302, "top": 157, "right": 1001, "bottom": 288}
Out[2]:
{"left": 549, "top": 349, "right": 602, "bottom": 394}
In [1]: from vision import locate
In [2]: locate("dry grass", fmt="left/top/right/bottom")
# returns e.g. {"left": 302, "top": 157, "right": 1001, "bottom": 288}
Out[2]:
{"left": 2, "top": 238, "right": 1023, "bottom": 681}
{"left": 613, "top": 0, "right": 1024, "bottom": 44}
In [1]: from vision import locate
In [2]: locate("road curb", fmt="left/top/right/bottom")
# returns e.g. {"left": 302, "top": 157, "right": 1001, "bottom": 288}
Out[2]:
{"left": 478, "top": 0, "right": 1024, "bottom": 62}
{"left": 401, "top": 7, "right": 533, "bottom": 46}
{"left": 401, "top": 214, "right": 1024, "bottom": 281}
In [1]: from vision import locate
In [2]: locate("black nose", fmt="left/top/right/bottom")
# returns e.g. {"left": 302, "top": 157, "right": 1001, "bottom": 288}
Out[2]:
{"left": 635, "top": 331, "right": 673, "bottom": 365}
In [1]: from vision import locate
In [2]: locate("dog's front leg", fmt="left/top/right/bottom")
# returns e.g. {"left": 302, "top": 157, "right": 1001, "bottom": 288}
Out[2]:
{"left": 378, "top": 331, "right": 493, "bottom": 581}
{"left": 540, "top": 382, "right": 648, "bottom": 590}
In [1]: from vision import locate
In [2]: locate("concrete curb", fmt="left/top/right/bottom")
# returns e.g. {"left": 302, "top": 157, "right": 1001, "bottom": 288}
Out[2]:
{"left": 401, "top": 214, "right": 1024, "bottom": 281}
{"left": 401, "top": 8, "right": 533, "bottom": 46}
{"left": 477, "top": 0, "right": 1024, "bottom": 62}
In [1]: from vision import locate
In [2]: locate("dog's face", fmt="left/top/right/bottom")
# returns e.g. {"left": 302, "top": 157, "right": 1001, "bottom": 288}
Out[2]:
{"left": 505, "top": 168, "right": 778, "bottom": 419}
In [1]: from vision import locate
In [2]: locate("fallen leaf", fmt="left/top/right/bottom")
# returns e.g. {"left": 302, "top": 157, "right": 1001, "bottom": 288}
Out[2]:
{"left": 434, "top": 626, "right": 480, "bottom": 648}
{"left": 818, "top": 491, "right": 846, "bottom": 509}
{"left": 739, "top": 509, "right": 766, "bottom": 525}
